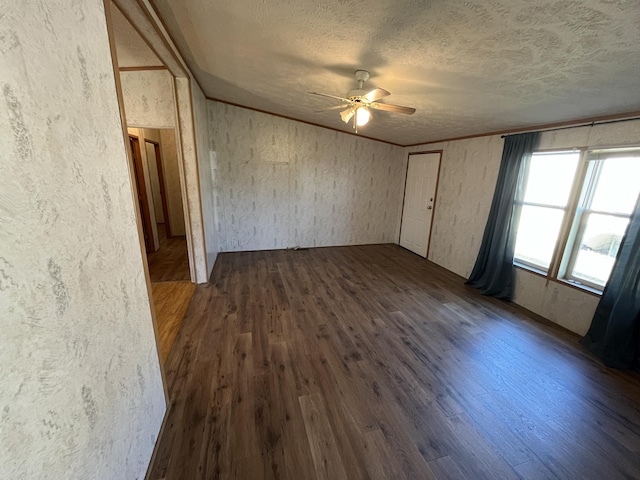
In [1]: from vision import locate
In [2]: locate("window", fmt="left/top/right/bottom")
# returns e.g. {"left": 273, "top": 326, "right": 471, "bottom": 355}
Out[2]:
{"left": 514, "top": 151, "right": 579, "bottom": 271}
{"left": 514, "top": 147, "right": 640, "bottom": 292}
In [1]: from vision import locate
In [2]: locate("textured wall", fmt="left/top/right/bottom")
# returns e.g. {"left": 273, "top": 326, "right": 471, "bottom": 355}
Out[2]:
{"left": 0, "top": 1, "right": 166, "bottom": 479}
{"left": 120, "top": 70, "right": 175, "bottom": 129}
{"left": 406, "top": 118, "right": 640, "bottom": 335}
{"left": 208, "top": 100, "right": 405, "bottom": 251}
{"left": 175, "top": 78, "right": 209, "bottom": 282}
{"left": 193, "top": 85, "right": 219, "bottom": 274}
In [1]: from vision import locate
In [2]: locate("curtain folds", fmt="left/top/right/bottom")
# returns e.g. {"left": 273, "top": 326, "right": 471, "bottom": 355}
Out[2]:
{"left": 581, "top": 198, "right": 640, "bottom": 370}
{"left": 466, "top": 132, "right": 540, "bottom": 300}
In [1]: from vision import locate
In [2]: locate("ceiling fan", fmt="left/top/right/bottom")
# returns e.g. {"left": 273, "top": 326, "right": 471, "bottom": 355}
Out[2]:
{"left": 309, "top": 70, "right": 416, "bottom": 132}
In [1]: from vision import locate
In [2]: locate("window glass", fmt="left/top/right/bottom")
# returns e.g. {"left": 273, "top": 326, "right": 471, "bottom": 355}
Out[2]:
{"left": 522, "top": 152, "right": 579, "bottom": 207}
{"left": 514, "top": 205, "right": 564, "bottom": 270}
{"left": 570, "top": 213, "right": 629, "bottom": 287}
{"left": 514, "top": 151, "right": 578, "bottom": 271}
{"left": 590, "top": 157, "right": 640, "bottom": 214}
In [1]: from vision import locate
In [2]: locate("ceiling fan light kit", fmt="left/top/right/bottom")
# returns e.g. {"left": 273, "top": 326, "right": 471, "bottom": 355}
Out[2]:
{"left": 310, "top": 70, "right": 416, "bottom": 133}
{"left": 355, "top": 107, "right": 371, "bottom": 127}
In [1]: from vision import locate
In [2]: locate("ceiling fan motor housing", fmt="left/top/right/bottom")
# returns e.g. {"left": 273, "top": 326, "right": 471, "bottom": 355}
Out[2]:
{"left": 347, "top": 90, "right": 369, "bottom": 101}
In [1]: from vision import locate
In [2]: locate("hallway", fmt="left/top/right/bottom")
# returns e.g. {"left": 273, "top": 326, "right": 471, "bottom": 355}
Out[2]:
{"left": 147, "top": 224, "right": 190, "bottom": 283}
{"left": 147, "top": 223, "right": 194, "bottom": 362}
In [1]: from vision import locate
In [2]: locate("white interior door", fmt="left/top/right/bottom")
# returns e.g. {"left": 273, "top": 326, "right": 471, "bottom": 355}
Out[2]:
{"left": 399, "top": 153, "right": 440, "bottom": 257}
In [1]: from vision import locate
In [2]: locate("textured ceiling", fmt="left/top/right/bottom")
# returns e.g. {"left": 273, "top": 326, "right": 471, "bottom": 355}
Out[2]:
{"left": 111, "top": 3, "right": 162, "bottom": 68}
{"left": 150, "top": 0, "right": 640, "bottom": 145}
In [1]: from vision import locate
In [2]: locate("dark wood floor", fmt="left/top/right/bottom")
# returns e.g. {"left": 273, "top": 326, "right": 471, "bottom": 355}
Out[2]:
{"left": 148, "top": 244, "right": 640, "bottom": 480}
{"left": 148, "top": 223, "right": 190, "bottom": 283}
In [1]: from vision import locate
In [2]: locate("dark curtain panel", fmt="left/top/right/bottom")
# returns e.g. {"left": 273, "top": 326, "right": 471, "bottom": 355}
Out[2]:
{"left": 466, "top": 132, "right": 540, "bottom": 299}
{"left": 581, "top": 198, "right": 640, "bottom": 370}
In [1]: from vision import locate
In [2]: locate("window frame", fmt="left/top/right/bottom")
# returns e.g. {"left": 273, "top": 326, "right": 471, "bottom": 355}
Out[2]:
{"left": 513, "top": 149, "right": 582, "bottom": 274}
{"left": 513, "top": 146, "right": 640, "bottom": 295}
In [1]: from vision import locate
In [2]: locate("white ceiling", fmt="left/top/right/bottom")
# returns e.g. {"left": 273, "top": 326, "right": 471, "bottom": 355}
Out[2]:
{"left": 148, "top": 0, "right": 640, "bottom": 145}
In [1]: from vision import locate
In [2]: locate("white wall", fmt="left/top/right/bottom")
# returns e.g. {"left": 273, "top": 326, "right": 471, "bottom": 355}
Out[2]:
{"left": 406, "top": 118, "right": 640, "bottom": 335}
{"left": 208, "top": 100, "right": 405, "bottom": 251}
{"left": 0, "top": 1, "right": 166, "bottom": 478}
{"left": 120, "top": 69, "right": 175, "bottom": 128}
{"left": 194, "top": 86, "right": 219, "bottom": 274}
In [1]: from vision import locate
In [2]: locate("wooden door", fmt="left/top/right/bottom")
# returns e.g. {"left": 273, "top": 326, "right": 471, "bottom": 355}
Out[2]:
{"left": 129, "top": 136, "right": 154, "bottom": 253}
{"left": 399, "top": 152, "right": 441, "bottom": 257}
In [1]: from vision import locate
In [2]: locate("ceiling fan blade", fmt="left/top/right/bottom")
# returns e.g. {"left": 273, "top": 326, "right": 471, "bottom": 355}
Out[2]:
{"left": 309, "top": 91, "right": 351, "bottom": 103}
{"left": 340, "top": 108, "right": 355, "bottom": 124}
{"left": 371, "top": 102, "right": 416, "bottom": 115}
{"left": 363, "top": 87, "right": 390, "bottom": 102}
{"left": 315, "top": 104, "right": 350, "bottom": 113}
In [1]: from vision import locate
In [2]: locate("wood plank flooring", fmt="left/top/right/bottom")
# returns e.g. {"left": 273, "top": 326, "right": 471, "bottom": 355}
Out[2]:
{"left": 147, "top": 244, "right": 640, "bottom": 480}
{"left": 151, "top": 281, "right": 197, "bottom": 363}
{"left": 148, "top": 223, "right": 190, "bottom": 282}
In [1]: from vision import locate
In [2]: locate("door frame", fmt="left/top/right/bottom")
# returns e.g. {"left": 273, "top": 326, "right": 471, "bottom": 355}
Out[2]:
{"left": 108, "top": 0, "right": 210, "bottom": 285}
{"left": 399, "top": 150, "right": 443, "bottom": 259}
{"left": 103, "top": 1, "right": 169, "bottom": 405}
{"left": 145, "top": 139, "right": 173, "bottom": 239}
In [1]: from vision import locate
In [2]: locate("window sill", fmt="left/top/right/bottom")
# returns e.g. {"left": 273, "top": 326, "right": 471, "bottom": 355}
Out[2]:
{"left": 557, "top": 278, "right": 603, "bottom": 296}
{"left": 513, "top": 263, "right": 602, "bottom": 297}
{"left": 513, "top": 261, "right": 548, "bottom": 277}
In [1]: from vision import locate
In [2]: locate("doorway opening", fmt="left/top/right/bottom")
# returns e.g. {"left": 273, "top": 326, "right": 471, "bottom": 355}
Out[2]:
{"left": 144, "top": 137, "right": 189, "bottom": 281}
{"left": 129, "top": 128, "right": 191, "bottom": 282}
{"left": 107, "top": 0, "right": 202, "bottom": 371}
{"left": 126, "top": 128, "right": 194, "bottom": 363}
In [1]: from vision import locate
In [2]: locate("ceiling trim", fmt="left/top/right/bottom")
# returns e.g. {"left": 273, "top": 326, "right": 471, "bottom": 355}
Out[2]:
{"left": 206, "top": 96, "right": 404, "bottom": 147}
{"left": 119, "top": 65, "right": 167, "bottom": 71}
{"left": 408, "top": 149, "right": 444, "bottom": 155}
{"left": 207, "top": 97, "right": 640, "bottom": 149}
{"left": 405, "top": 110, "right": 640, "bottom": 147}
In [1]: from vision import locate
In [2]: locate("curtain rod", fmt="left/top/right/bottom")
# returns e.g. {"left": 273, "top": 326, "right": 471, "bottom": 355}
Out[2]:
{"left": 501, "top": 115, "right": 640, "bottom": 138}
